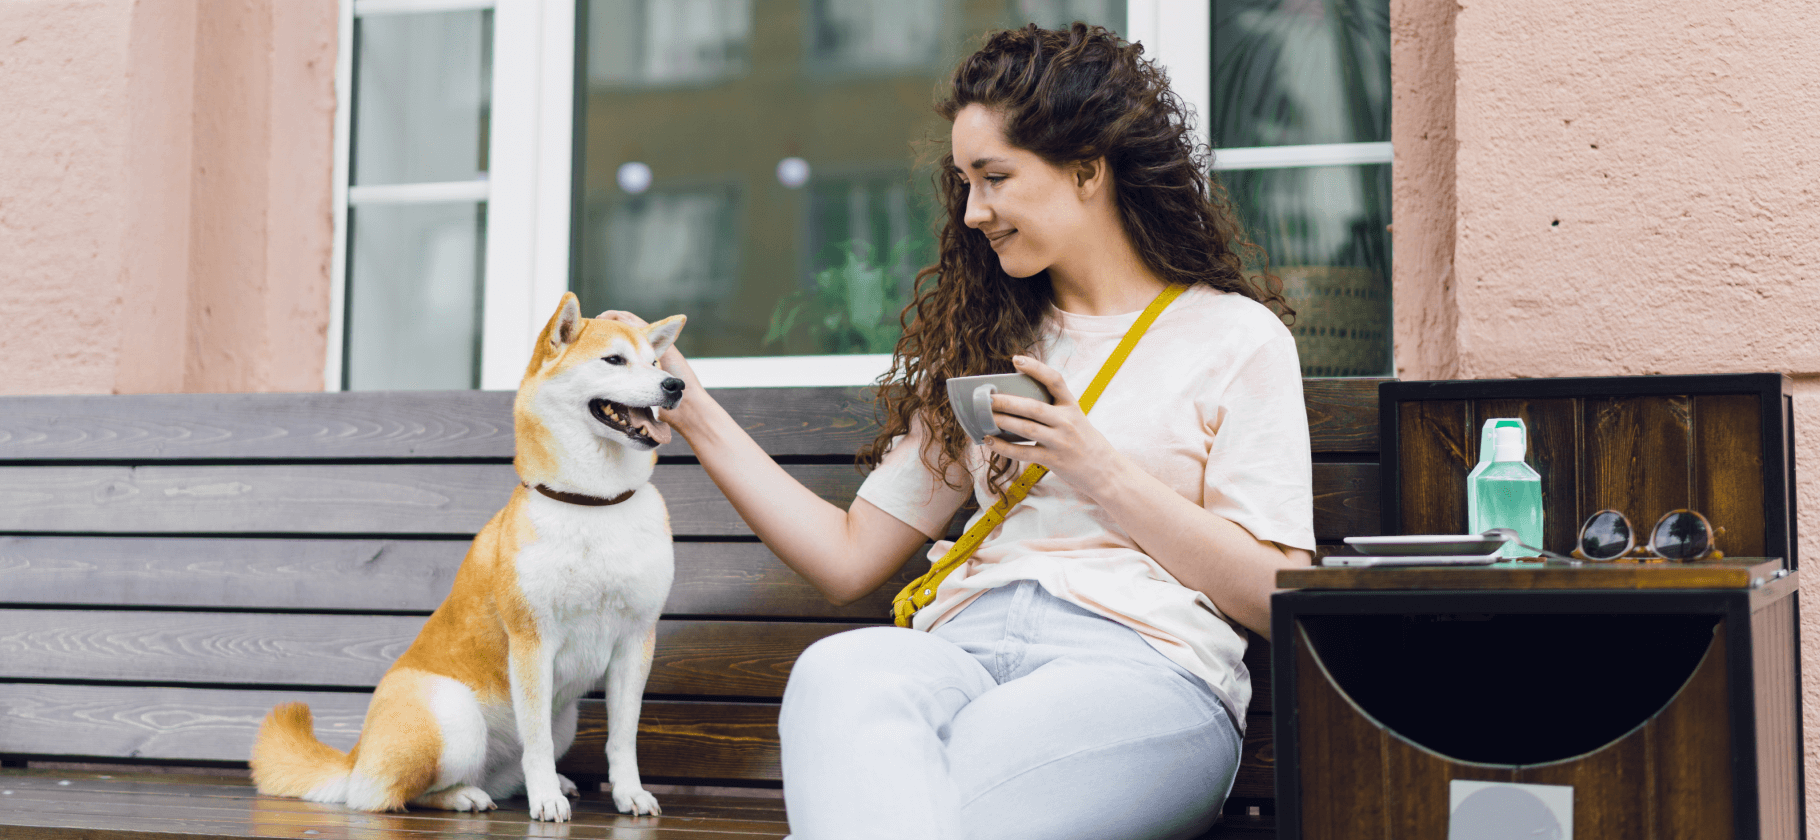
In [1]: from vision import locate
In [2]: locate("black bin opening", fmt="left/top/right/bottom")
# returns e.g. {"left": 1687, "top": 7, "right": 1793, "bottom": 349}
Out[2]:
{"left": 1299, "top": 613, "right": 1720, "bottom": 765}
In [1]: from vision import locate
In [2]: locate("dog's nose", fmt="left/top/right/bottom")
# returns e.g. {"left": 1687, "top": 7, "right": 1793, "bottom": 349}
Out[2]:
{"left": 661, "top": 377, "right": 685, "bottom": 395}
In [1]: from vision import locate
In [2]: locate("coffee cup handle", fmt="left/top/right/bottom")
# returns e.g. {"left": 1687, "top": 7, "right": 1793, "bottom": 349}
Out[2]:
{"left": 973, "top": 384, "right": 1001, "bottom": 439}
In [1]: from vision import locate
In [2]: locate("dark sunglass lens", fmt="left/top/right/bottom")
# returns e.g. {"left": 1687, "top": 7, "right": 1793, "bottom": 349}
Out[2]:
{"left": 1653, "top": 512, "right": 1711, "bottom": 560}
{"left": 1580, "top": 511, "right": 1631, "bottom": 559}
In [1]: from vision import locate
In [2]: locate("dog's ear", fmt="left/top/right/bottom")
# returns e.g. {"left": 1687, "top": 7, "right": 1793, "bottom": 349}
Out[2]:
{"left": 644, "top": 315, "right": 686, "bottom": 358}
{"left": 527, "top": 293, "right": 583, "bottom": 377}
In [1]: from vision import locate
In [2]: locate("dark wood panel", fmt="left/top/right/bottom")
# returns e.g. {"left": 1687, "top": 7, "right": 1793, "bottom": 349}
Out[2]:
{"left": 1644, "top": 620, "right": 1734, "bottom": 840}
{"left": 1473, "top": 397, "right": 1580, "bottom": 554}
{"left": 0, "top": 536, "right": 920, "bottom": 619}
{"left": 0, "top": 382, "right": 1380, "bottom": 462}
{"left": 1242, "top": 635, "right": 1272, "bottom": 713}
{"left": 0, "top": 463, "right": 863, "bottom": 537}
{"left": 1311, "top": 462, "right": 1380, "bottom": 540}
{"left": 1293, "top": 627, "right": 1387, "bottom": 838}
{"left": 1229, "top": 714, "right": 1275, "bottom": 799}
{"left": 1752, "top": 594, "right": 1801, "bottom": 840}
{"left": 1580, "top": 395, "right": 1693, "bottom": 531}
{"left": 1395, "top": 399, "right": 1469, "bottom": 536}
{"left": 1693, "top": 393, "right": 1766, "bottom": 557}
{"left": 1302, "top": 378, "right": 1385, "bottom": 454}
{"left": 1279, "top": 558, "right": 1783, "bottom": 591}
{"left": 567, "top": 699, "right": 782, "bottom": 782}
{"left": 0, "top": 611, "right": 863, "bottom": 699}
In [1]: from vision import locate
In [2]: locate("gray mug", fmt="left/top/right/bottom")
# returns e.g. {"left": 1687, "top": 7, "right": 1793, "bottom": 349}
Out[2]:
{"left": 945, "top": 372, "right": 1054, "bottom": 444}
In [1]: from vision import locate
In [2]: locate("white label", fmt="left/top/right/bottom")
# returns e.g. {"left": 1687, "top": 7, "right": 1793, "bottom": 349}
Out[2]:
{"left": 1448, "top": 780, "right": 1573, "bottom": 839}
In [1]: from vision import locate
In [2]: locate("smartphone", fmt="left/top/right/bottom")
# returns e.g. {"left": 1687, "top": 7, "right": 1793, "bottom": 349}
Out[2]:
{"left": 945, "top": 372, "right": 1054, "bottom": 444}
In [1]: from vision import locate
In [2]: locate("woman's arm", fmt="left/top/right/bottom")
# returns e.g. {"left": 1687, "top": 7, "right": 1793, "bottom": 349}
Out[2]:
{"left": 981, "top": 355, "right": 1311, "bottom": 639}
{"left": 601, "top": 311, "right": 932, "bottom": 606}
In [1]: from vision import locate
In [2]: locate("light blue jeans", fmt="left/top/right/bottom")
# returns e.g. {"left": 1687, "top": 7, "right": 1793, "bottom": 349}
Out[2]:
{"left": 778, "top": 580, "right": 1242, "bottom": 840}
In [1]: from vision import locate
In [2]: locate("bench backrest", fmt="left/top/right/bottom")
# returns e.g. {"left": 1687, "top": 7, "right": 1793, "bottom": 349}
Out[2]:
{"left": 0, "top": 380, "right": 1383, "bottom": 800}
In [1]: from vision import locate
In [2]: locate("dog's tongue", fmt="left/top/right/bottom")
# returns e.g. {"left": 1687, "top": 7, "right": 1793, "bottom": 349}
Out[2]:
{"left": 629, "top": 406, "right": 671, "bottom": 446}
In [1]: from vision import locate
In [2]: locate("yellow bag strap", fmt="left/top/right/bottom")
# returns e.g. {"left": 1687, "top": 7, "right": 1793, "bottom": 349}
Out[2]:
{"left": 891, "top": 283, "right": 1187, "bottom": 627}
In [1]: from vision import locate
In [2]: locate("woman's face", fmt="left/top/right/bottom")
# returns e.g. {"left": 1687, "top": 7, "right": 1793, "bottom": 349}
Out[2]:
{"left": 950, "top": 104, "right": 1095, "bottom": 279}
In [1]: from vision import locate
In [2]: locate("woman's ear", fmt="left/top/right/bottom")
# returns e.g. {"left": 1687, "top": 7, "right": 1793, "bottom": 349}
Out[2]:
{"left": 1073, "top": 157, "right": 1109, "bottom": 198}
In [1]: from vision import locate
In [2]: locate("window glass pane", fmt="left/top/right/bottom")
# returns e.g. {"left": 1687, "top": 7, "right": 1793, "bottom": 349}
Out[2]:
{"left": 1210, "top": 0, "right": 1390, "bottom": 148}
{"left": 589, "top": 0, "right": 751, "bottom": 86}
{"left": 354, "top": 10, "right": 492, "bottom": 186}
{"left": 345, "top": 202, "right": 487, "bottom": 390}
{"left": 1221, "top": 162, "right": 1391, "bottom": 376}
{"left": 576, "top": 0, "right": 1126, "bottom": 359}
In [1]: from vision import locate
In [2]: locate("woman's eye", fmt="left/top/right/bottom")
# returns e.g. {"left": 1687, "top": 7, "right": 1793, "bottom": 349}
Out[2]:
{"left": 604, "top": 355, "right": 626, "bottom": 366}
{"left": 985, "top": 175, "right": 1006, "bottom": 184}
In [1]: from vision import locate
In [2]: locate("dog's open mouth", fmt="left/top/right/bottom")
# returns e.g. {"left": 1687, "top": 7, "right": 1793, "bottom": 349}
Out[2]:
{"left": 588, "top": 399, "right": 671, "bottom": 447}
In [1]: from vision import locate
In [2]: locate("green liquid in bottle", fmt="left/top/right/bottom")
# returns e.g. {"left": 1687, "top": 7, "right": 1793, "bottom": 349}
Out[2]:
{"left": 1467, "top": 426, "right": 1545, "bottom": 559}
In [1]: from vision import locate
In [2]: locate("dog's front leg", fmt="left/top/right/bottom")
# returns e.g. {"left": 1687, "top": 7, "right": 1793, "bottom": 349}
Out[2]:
{"left": 605, "top": 624, "right": 661, "bottom": 815}
{"left": 507, "top": 633, "right": 570, "bottom": 822}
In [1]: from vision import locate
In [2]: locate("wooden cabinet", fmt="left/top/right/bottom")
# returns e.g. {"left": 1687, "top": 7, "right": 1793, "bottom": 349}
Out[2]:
{"left": 1271, "top": 562, "right": 1802, "bottom": 839}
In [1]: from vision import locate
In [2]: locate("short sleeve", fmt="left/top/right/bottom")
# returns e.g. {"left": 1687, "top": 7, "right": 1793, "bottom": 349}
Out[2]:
{"left": 1202, "top": 334, "right": 1316, "bottom": 551}
{"left": 855, "top": 414, "right": 971, "bottom": 541}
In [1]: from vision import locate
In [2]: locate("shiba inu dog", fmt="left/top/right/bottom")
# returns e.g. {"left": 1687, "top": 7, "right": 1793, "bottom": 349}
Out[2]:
{"left": 251, "top": 293, "right": 685, "bottom": 821}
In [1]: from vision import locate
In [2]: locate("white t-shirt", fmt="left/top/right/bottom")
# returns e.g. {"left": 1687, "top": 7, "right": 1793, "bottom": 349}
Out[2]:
{"left": 856, "top": 283, "right": 1315, "bottom": 728}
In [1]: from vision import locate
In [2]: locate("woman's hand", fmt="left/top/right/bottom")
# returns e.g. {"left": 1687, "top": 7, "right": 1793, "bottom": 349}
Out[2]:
{"left": 980, "top": 355, "right": 1127, "bottom": 488}
{"left": 597, "top": 310, "right": 706, "bottom": 435}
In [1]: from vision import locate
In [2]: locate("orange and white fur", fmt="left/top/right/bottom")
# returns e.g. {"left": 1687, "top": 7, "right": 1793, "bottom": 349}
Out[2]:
{"left": 251, "top": 294, "right": 684, "bottom": 821}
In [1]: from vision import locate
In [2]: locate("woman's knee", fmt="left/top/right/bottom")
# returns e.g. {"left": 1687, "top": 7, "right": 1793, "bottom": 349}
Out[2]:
{"left": 782, "top": 626, "right": 983, "bottom": 723}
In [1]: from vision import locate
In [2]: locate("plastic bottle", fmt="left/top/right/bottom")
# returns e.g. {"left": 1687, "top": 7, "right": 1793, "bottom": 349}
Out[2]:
{"left": 1466, "top": 418, "right": 1527, "bottom": 530}
{"left": 1469, "top": 426, "right": 1545, "bottom": 559}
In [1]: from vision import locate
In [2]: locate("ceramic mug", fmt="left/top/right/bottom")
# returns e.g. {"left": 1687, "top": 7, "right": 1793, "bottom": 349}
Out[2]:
{"left": 945, "top": 372, "right": 1054, "bottom": 444}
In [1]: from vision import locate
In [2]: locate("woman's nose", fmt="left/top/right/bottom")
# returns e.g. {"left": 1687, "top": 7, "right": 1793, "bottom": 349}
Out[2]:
{"left": 963, "top": 190, "right": 991, "bottom": 229}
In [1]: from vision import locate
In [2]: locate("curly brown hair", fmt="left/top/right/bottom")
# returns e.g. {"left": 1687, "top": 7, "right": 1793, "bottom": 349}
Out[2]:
{"left": 860, "top": 22, "right": 1291, "bottom": 496}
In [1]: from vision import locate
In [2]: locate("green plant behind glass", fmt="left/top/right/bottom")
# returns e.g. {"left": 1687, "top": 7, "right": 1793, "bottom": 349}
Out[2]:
{"left": 765, "top": 237, "right": 924, "bottom": 355}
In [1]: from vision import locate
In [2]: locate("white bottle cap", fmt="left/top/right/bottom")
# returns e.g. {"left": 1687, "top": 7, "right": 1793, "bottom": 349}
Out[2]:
{"left": 1492, "top": 426, "right": 1526, "bottom": 462}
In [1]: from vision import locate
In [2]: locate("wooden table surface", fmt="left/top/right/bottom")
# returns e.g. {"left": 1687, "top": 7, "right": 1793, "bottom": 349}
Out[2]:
{"left": 1278, "top": 557, "right": 1789, "bottom": 591}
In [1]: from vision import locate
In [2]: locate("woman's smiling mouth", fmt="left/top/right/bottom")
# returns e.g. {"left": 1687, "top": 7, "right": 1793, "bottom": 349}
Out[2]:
{"left": 986, "top": 229, "right": 1017, "bottom": 249}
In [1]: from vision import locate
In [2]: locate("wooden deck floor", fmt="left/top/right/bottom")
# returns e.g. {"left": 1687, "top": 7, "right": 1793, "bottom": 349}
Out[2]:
{"left": 0, "top": 769, "right": 790, "bottom": 839}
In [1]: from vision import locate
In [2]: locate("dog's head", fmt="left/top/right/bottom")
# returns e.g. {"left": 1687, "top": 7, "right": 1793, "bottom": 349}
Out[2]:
{"left": 520, "top": 293, "right": 686, "bottom": 452}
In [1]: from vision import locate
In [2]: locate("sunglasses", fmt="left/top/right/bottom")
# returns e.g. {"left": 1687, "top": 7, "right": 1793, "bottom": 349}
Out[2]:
{"left": 1572, "top": 509, "right": 1725, "bottom": 562}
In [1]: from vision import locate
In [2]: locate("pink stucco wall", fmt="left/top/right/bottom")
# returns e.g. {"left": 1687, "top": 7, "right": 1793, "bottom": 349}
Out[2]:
{"left": 1394, "top": 0, "right": 1820, "bottom": 826}
{"left": 0, "top": 0, "right": 334, "bottom": 395}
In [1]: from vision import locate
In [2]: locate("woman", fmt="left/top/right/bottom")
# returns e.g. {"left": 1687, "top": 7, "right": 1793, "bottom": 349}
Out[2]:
{"left": 607, "top": 23, "right": 1313, "bottom": 840}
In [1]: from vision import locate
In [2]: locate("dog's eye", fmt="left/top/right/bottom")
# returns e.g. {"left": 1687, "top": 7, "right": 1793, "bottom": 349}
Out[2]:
{"left": 603, "top": 355, "right": 626, "bottom": 366}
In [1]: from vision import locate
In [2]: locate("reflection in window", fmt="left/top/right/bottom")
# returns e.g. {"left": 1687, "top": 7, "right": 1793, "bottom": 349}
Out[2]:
{"left": 589, "top": 0, "right": 752, "bottom": 86}
{"left": 576, "top": 1, "right": 1129, "bottom": 360}
{"left": 808, "top": 0, "right": 946, "bottom": 71}
{"left": 578, "top": 187, "right": 741, "bottom": 343}
{"left": 1211, "top": 0, "right": 1391, "bottom": 376}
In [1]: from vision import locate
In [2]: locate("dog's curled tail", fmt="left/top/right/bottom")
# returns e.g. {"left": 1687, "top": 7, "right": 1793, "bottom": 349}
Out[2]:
{"left": 251, "top": 702, "right": 354, "bottom": 804}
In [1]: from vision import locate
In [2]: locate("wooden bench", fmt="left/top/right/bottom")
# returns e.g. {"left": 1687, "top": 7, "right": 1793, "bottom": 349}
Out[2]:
{"left": 0, "top": 379, "right": 1384, "bottom": 838}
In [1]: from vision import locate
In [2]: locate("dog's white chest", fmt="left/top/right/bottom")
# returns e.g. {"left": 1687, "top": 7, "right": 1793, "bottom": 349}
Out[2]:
{"left": 517, "top": 490, "right": 674, "bottom": 699}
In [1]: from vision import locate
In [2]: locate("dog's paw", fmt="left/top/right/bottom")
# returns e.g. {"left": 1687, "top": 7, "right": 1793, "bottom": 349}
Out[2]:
{"left": 556, "top": 773, "right": 580, "bottom": 798}
{"left": 411, "top": 785, "right": 496, "bottom": 813}
{"left": 528, "top": 791, "right": 572, "bottom": 822}
{"left": 612, "top": 786, "right": 662, "bottom": 816}
{"left": 526, "top": 780, "right": 572, "bottom": 822}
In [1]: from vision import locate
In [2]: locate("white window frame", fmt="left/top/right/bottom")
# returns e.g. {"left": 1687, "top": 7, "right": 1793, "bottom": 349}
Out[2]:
{"left": 327, "top": 1, "right": 1390, "bottom": 391}
{"left": 326, "top": 0, "right": 575, "bottom": 392}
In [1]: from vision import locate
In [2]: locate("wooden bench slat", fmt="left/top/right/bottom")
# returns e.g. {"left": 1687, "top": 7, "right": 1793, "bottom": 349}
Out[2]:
{"left": 0, "top": 611, "right": 869, "bottom": 699}
{"left": 0, "top": 537, "right": 921, "bottom": 619}
{"left": 0, "top": 461, "right": 1373, "bottom": 540}
{"left": 0, "top": 463, "right": 859, "bottom": 537}
{"left": 0, "top": 381, "right": 1380, "bottom": 463}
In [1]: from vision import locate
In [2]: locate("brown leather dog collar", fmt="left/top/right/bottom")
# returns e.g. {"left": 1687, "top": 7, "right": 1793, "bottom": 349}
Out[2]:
{"left": 528, "top": 483, "right": 635, "bottom": 506}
